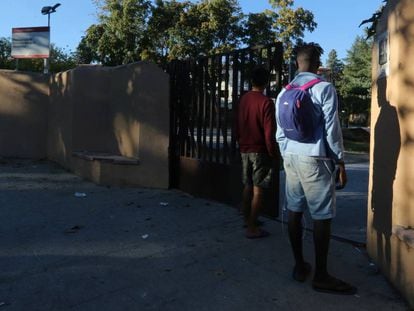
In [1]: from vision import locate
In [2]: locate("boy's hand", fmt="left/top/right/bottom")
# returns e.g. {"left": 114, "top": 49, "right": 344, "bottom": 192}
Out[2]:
{"left": 335, "top": 162, "right": 347, "bottom": 190}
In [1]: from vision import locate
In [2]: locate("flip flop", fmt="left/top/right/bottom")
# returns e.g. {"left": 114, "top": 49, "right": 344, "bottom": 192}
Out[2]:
{"left": 292, "top": 262, "right": 312, "bottom": 282}
{"left": 245, "top": 229, "right": 270, "bottom": 239}
{"left": 312, "top": 276, "right": 357, "bottom": 295}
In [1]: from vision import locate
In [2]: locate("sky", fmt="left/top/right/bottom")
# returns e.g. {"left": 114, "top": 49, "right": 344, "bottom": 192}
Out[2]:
{"left": 0, "top": 0, "right": 384, "bottom": 63}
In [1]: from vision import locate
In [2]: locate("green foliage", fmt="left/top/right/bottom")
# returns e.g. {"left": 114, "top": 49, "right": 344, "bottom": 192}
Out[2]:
{"left": 167, "top": 0, "right": 244, "bottom": 59}
{"left": 77, "top": 0, "right": 316, "bottom": 66}
{"left": 243, "top": 12, "right": 275, "bottom": 47}
{"left": 325, "top": 49, "right": 344, "bottom": 86}
{"left": 142, "top": 0, "right": 189, "bottom": 64}
{"left": 83, "top": 0, "right": 151, "bottom": 65}
{"left": 202, "top": 0, "right": 244, "bottom": 53}
{"left": 75, "top": 24, "right": 106, "bottom": 64}
{"left": 80, "top": 0, "right": 244, "bottom": 65}
{"left": 0, "top": 37, "right": 13, "bottom": 69}
{"left": 268, "top": 0, "right": 317, "bottom": 59}
{"left": 49, "top": 45, "right": 77, "bottom": 72}
{"left": 337, "top": 36, "right": 373, "bottom": 118}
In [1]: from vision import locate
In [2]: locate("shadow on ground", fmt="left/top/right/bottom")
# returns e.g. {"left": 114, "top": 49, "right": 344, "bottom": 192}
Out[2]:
{"left": 0, "top": 159, "right": 408, "bottom": 311}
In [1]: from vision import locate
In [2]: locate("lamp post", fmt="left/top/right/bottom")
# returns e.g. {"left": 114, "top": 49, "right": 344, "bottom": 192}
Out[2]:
{"left": 41, "top": 3, "right": 61, "bottom": 74}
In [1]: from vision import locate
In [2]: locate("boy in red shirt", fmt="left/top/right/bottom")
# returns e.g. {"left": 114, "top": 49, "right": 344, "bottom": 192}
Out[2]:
{"left": 236, "top": 66, "right": 277, "bottom": 239}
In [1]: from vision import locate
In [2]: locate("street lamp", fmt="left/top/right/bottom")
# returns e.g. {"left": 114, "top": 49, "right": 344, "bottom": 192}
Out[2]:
{"left": 41, "top": 3, "right": 61, "bottom": 27}
{"left": 41, "top": 3, "right": 60, "bottom": 73}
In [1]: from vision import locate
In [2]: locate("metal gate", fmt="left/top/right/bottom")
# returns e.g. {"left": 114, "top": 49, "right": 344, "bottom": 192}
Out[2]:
{"left": 166, "top": 43, "right": 283, "bottom": 218}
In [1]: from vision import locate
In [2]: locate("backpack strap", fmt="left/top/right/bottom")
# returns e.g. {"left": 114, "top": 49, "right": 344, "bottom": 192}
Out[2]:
{"left": 298, "top": 78, "right": 322, "bottom": 91}
{"left": 284, "top": 83, "right": 295, "bottom": 90}
{"left": 284, "top": 78, "right": 322, "bottom": 91}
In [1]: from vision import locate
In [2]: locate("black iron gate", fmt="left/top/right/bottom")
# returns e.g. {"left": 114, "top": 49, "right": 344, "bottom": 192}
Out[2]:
{"left": 166, "top": 43, "right": 283, "bottom": 218}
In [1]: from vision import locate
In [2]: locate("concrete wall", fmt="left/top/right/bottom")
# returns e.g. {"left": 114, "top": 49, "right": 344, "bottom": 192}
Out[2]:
{"left": 368, "top": 0, "right": 414, "bottom": 307}
{"left": 48, "top": 62, "right": 170, "bottom": 189}
{"left": 48, "top": 70, "right": 74, "bottom": 166}
{"left": 0, "top": 70, "right": 49, "bottom": 158}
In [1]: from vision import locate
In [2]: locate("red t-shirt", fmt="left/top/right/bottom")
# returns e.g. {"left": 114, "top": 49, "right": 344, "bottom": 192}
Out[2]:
{"left": 235, "top": 90, "right": 277, "bottom": 156}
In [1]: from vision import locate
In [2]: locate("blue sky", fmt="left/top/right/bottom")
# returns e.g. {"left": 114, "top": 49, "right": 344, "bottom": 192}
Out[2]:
{"left": 0, "top": 0, "right": 384, "bottom": 63}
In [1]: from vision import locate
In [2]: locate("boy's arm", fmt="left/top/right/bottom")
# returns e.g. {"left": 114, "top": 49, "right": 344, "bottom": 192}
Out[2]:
{"left": 321, "top": 84, "right": 347, "bottom": 189}
{"left": 321, "top": 84, "right": 345, "bottom": 163}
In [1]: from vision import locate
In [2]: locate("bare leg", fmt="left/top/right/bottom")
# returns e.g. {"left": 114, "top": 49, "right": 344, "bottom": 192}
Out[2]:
{"left": 246, "top": 186, "right": 264, "bottom": 235}
{"left": 242, "top": 185, "right": 253, "bottom": 226}
{"left": 288, "top": 211, "right": 311, "bottom": 281}
{"left": 312, "top": 219, "right": 357, "bottom": 294}
{"left": 313, "top": 219, "right": 331, "bottom": 280}
{"left": 288, "top": 211, "right": 305, "bottom": 265}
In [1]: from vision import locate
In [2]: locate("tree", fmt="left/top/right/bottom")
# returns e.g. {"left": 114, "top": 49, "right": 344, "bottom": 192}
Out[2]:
{"left": 168, "top": 0, "right": 244, "bottom": 59}
{"left": 268, "top": 0, "right": 317, "bottom": 59}
{"left": 142, "top": 0, "right": 189, "bottom": 64}
{"left": 49, "top": 45, "right": 77, "bottom": 72}
{"left": 0, "top": 37, "right": 13, "bottom": 69}
{"left": 75, "top": 24, "right": 105, "bottom": 64}
{"left": 77, "top": 0, "right": 316, "bottom": 65}
{"left": 326, "top": 49, "right": 345, "bottom": 125}
{"left": 338, "top": 36, "right": 372, "bottom": 122}
{"left": 80, "top": 0, "right": 151, "bottom": 65}
{"left": 243, "top": 12, "right": 275, "bottom": 47}
{"left": 205, "top": 0, "right": 244, "bottom": 54}
{"left": 325, "top": 49, "right": 344, "bottom": 86}
{"left": 79, "top": 0, "right": 243, "bottom": 64}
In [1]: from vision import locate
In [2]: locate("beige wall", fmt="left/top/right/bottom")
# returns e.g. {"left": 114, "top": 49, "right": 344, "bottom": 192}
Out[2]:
{"left": 368, "top": 0, "right": 414, "bottom": 307}
{"left": 48, "top": 62, "right": 170, "bottom": 189}
{"left": 0, "top": 70, "right": 49, "bottom": 158}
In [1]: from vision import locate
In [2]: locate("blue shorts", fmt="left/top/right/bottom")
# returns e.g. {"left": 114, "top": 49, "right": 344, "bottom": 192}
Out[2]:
{"left": 283, "top": 153, "right": 336, "bottom": 220}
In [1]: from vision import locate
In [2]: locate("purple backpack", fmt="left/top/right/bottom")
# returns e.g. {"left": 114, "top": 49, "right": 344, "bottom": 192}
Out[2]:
{"left": 278, "top": 78, "right": 322, "bottom": 143}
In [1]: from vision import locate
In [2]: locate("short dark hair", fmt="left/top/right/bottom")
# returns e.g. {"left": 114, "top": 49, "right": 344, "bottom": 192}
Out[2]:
{"left": 251, "top": 66, "right": 270, "bottom": 87}
{"left": 294, "top": 42, "right": 324, "bottom": 66}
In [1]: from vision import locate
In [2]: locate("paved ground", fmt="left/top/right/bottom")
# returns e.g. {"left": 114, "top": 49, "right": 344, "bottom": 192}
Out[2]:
{"left": 0, "top": 157, "right": 410, "bottom": 310}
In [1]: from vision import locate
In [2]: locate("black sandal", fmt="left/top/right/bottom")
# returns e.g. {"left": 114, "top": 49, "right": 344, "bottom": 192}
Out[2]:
{"left": 312, "top": 276, "right": 357, "bottom": 295}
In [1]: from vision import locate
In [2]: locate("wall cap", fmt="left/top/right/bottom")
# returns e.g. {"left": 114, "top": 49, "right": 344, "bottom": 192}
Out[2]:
{"left": 72, "top": 151, "right": 140, "bottom": 165}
